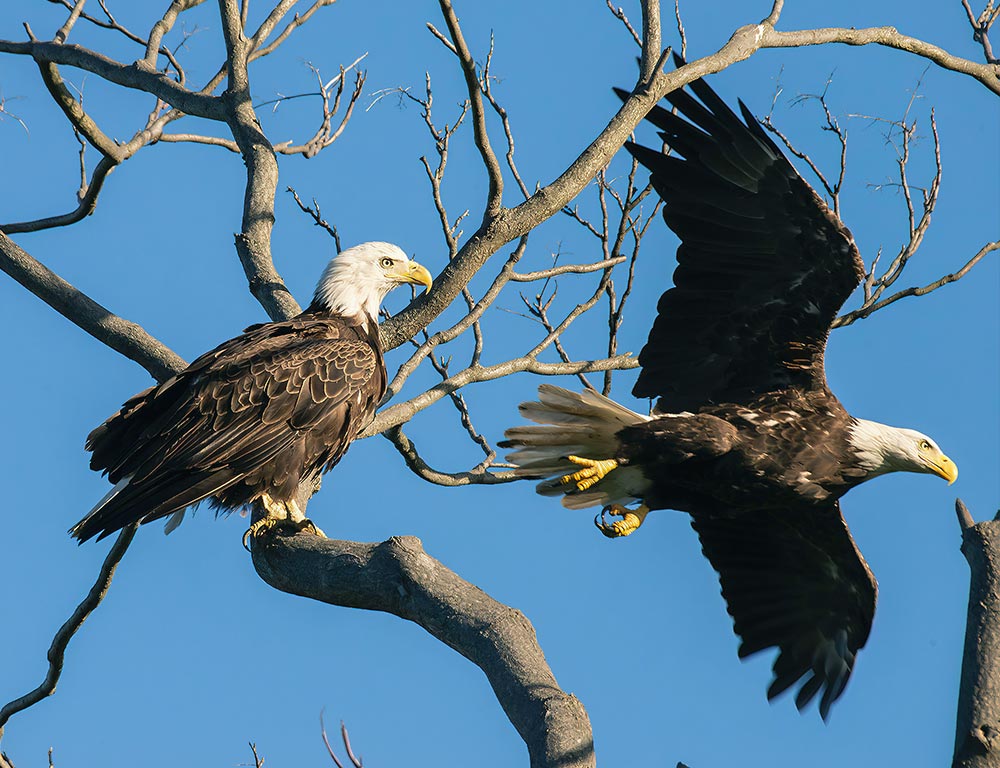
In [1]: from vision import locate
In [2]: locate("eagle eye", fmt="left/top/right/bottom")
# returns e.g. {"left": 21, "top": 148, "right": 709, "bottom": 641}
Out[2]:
{"left": 380, "top": 257, "right": 395, "bottom": 269}
{"left": 918, "top": 439, "right": 931, "bottom": 451}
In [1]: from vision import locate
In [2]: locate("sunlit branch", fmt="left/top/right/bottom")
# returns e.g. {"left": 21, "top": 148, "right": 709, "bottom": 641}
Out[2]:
{"left": 365, "top": 353, "right": 637, "bottom": 439}
{"left": 0, "top": 232, "right": 186, "bottom": 380}
{"left": 218, "top": 0, "right": 301, "bottom": 322}
{"left": 384, "top": 425, "right": 517, "bottom": 487}
{"left": 760, "top": 25, "right": 1000, "bottom": 96}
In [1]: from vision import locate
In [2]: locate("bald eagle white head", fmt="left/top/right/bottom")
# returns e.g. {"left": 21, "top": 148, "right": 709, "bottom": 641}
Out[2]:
{"left": 848, "top": 419, "right": 957, "bottom": 483}
{"left": 313, "top": 241, "right": 433, "bottom": 319}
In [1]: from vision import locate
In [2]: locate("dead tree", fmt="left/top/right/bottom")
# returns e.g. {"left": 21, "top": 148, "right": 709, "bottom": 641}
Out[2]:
{"left": 0, "top": 2, "right": 997, "bottom": 766}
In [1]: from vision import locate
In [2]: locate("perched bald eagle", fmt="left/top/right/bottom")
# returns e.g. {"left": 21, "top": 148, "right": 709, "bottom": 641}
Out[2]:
{"left": 502, "top": 74, "right": 957, "bottom": 718}
{"left": 71, "top": 242, "right": 432, "bottom": 544}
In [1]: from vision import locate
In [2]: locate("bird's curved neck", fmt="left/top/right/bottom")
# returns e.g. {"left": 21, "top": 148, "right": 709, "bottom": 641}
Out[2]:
{"left": 846, "top": 418, "right": 909, "bottom": 478}
{"left": 312, "top": 263, "right": 386, "bottom": 321}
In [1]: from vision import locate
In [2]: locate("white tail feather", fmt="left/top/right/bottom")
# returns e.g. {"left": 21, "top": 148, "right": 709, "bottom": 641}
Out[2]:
{"left": 82, "top": 474, "right": 134, "bottom": 522}
{"left": 503, "top": 385, "right": 651, "bottom": 509}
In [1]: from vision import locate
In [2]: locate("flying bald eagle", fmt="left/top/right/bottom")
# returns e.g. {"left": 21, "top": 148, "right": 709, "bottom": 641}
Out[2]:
{"left": 71, "top": 242, "right": 432, "bottom": 544}
{"left": 501, "top": 72, "right": 957, "bottom": 718}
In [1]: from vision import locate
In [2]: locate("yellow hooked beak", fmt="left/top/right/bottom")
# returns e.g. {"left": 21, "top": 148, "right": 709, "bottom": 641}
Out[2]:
{"left": 926, "top": 452, "right": 959, "bottom": 485}
{"left": 390, "top": 260, "right": 433, "bottom": 292}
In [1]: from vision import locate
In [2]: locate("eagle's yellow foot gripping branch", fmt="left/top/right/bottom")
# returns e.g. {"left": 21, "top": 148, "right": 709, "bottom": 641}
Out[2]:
{"left": 242, "top": 495, "right": 327, "bottom": 550}
{"left": 242, "top": 516, "right": 327, "bottom": 550}
{"left": 560, "top": 455, "right": 620, "bottom": 491}
{"left": 596, "top": 504, "right": 650, "bottom": 538}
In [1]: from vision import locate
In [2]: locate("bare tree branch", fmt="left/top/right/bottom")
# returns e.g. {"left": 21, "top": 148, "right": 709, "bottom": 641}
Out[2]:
{"left": 247, "top": 741, "right": 264, "bottom": 768}
{"left": 762, "top": 72, "right": 847, "bottom": 215}
{"left": 0, "top": 155, "right": 116, "bottom": 233}
{"left": 250, "top": 534, "right": 594, "bottom": 768}
{"left": 639, "top": 0, "right": 663, "bottom": 83}
{"left": 252, "top": 0, "right": 340, "bottom": 60}
{"left": 2, "top": 4, "right": 996, "bottom": 765}
{"left": 606, "top": 2, "right": 642, "bottom": 47}
{"left": 759, "top": 24, "right": 1000, "bottom": 95}
{"left": 53, "top": 0, "right": 88, "bottom": 45}
{"left": 953, "top": 499, "right": 1000, "bottom": 768}
{"left": 367, "top": 353, "right": 636, "bottom": 439}
{"left": 962, "top": 0, "right": 1000, "bottom": 65}
{"left": 0, "top": 524, "right": 137, "bottom": 740}
{"left": 144, "top": 0, "right": 204, "bottom": 69}
{"left": 834, "top": 240, "right": 999, "bottom": 327}
{"left": 384, "top": 425, "right": 517, "bottom": 487}
{"left": 217, "top": 0, "right": 300, "bottom": 321}
{"left": 320, "top": 715, "right": 365, "bottom": 768}
{"left": 0, "top": 231, "right": 186, "bottom": 380}
{"left": 288, "top": 186, "right": 342, "bottom": 252}
{"left": 433, "top": 0, "right": 505, "bottom": 220}
{"left": 0, "top": 37, "right": 225, "bottom": 119}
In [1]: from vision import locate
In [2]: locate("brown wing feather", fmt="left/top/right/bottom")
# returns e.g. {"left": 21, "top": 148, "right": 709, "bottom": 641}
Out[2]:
{"left": 621, "top": 70, "right": 865, "bottom": 412}
{"left": 74, "top": 314, "right": 382, "bottom": 541}
{"left": 690, "top": 502, "right": 877, "bottom": 720}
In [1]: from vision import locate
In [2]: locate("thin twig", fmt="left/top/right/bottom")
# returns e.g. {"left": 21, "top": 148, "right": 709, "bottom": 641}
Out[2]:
{"left": 287, "top": 187, "right": 341, "bottom": 252}
{"left": 0, "top": 524, "right": 137, "bottom": 737}
{"left": 961, "top": 0, "right": 1000, "bottom": 64}
{"left": 247, "top": 742, "right": 264, "bottom": 768}
{"left": 834, "top": 240, "right": 999, "bottom": 327}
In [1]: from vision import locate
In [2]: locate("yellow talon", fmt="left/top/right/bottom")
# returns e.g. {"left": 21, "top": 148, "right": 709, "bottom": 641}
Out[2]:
{"left": 242, "top": 516, "right": 327, "bottom": 550}
{"left": 243, "top": 494, "right": 327, "bottom": 550}
{"left": 242, "top": 516, "right": 279, "bottom": 550}
{"left": 560, "top": 456, "right": 620, "bottom": 492}
{"left": 596, "top": 504, "right": 650, "bottom": 538}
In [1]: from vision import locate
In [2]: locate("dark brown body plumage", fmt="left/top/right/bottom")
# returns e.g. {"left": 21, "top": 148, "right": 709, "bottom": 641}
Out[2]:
{"left": 505, "top": 63, "right": 888, "bottom": 719}
{"left": 73, "top": 309, "right": 385, "bottom": 542}
{"left": 617, "top": 391, "right": 867, "bottom": 513}
{"left": 614, "top": 66, "right": 877, "bottom": 718}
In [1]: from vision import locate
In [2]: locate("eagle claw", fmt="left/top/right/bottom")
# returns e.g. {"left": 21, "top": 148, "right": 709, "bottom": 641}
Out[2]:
{"left": 560, "top": 455, "right": 619, "bottom": 492}
{"left": 242, "top": 517, "right": 327, "bottom": 550}
{"left": 595, "top": 504, "right": 650, "bottom": 538}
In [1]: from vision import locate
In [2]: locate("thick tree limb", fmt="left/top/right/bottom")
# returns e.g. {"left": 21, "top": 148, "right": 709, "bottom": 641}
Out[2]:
{"left": 250, "top": 534, "right": 595, "bottom": 768}
{"left": 0, "top": 39, "right": 225, "bottom": 119}
{"left": 0, "top": 231, "right": 186, "bottom": 381}
{"left": 760, "top": 25, "right": 1000, "bottom": 95}
{"left": 217, "top": 0, "right": 301, "bottom": 321}
{"left": 954, "top": 500, "right": 1000, "bottom": 768}
{"left": 638, "top": 0, "right": 663, "bottom": 83}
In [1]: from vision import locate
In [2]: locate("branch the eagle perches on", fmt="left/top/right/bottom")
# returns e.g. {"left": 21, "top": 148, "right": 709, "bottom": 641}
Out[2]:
{"left": 0, "top": 1, "right": 998, "bottom": 766}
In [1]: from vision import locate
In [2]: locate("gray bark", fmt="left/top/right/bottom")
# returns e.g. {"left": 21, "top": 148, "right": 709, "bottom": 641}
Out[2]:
{"left": 251, "top": 533, "right": 595, "bottom": 768}
{"left": 954, "top": 501, "right": 1000, "bottom": 768}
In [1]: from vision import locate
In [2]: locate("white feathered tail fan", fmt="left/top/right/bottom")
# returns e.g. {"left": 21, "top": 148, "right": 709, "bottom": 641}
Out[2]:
{"left": 501, "top": 384, "right": 651, "bottom": 509}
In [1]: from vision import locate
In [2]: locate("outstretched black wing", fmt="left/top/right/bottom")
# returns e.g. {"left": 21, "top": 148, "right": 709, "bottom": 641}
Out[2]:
{"left": 690, "top": 502, "right": 877, "bottom": 720}
{"left": 621, "top": 68, "right": 865, "bottom": 412}
{"left": 73, "top": 314, "right": 383, "bottom": 542}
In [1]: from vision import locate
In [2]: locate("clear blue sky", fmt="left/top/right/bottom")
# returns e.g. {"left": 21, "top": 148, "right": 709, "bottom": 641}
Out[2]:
{"left": 1, "top": 2, "right": 997, "bottom": 766}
